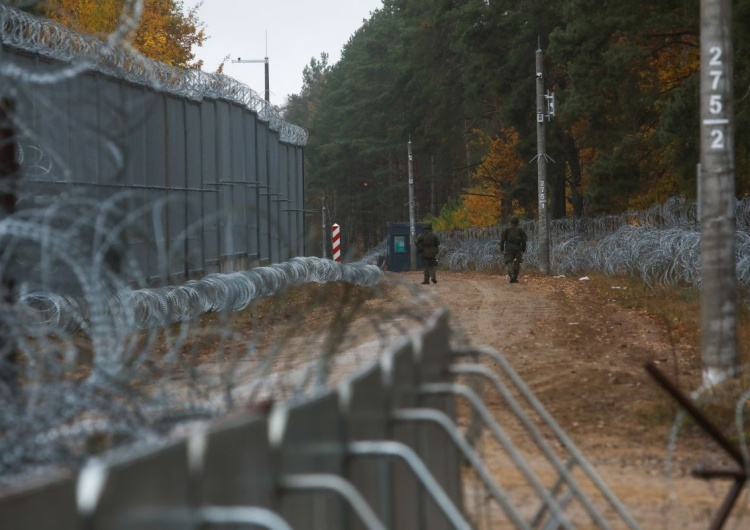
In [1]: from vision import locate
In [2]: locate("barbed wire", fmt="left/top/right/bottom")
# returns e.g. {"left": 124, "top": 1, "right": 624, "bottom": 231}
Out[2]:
{"left": 0, "top": 1, "right": 420, "bottom": 483}
{"left": 366, "top": 195, "right": 749, "bottom": 290}
{"left": 0, "top": 4, "right": 307, "bottom": 145}
{"left": 22, "top": 256, "right": 385, "bottom": 332}
{"left": 0, "top": 4, "right": 745, "bottom": 523}
{"left": 0, "top": 185, "right": 432, "bottom": 483}
{"left": 0, "top": 222, "right": 406, "bottom": 482}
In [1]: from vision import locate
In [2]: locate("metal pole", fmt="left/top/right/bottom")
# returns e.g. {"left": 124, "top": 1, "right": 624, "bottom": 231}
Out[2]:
{"left": 407, "top": 138, "right": 416, "bottom": 271}
{"left": 347, "top": 441, "right": 473, "bottom": 530}
{"left": 332, "top": 223, "right": 341, "bottom": 262}
{"left": 321, "top": 197, "right": 327, "bottom": 259}
{"left": 453, "top": 348, "right": 641, "bottom": 530}
{"left": 264, "top": 57, "right": 270, "bottom": 103}
{"left": 280, "top": 474, "right": 387, "bottom": 530}
{"left": 536, "top": 45, "right": 550, "bottom": 275}
{"left": 232, "top": 57, "right": 270, "bottom": 103}
{"left": 699, "top": 0, "right": 736, "bottom": 385}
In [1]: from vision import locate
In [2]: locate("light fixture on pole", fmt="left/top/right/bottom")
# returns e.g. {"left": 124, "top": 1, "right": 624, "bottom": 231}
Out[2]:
{"left": 232, "top": 55, "right": 270, "bottom": 103}
{"left": 233, "top": 32, "right": 270, "bottom": 103}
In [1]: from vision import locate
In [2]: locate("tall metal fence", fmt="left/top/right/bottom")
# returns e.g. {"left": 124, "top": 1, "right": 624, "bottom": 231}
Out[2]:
{"left": 0, "top": 310, "right": 640, "bottom": 529}
{"left": 0, "top": 5, "right": 307, "bottom": 284}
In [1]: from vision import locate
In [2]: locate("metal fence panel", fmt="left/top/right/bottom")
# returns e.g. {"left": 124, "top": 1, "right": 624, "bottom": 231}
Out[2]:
{"left": 122, "top": 84, "right": 148, "bottom": 188}
{"left": 2, "top": 43, "right": 307, "bottom": 284}
{"left": 200, "top": 101, "right": 220, "bottom": 271}
{"left": 294, "top": 146, "right": 305, "bottom": 257}
{"left": 275, "top": 390, "right": 346, "bottom": 529}
{"left": 185, "top": 101, "right": 205, "bottom": 276}
{"left": 165, "top": 96, "right": 188, "bottom": 278}
{"left": 286, "top": 144, "right": 300, "bottom": 259}
{"left": 387, "top": 341, "right": 422, "bottom": 529}
{"left": 256, "top": 121, "right": 271, "bottom": 265}
{"left": 26, "top": 56, "right": 70, "bottom": 186}
{"left": 84, "top": 440, "right": 191, "bottom": 530}
{"left": 268, "top": 132, "right": 281, "bottom": 263}
{"left": 215, "top": 100, "right": 233, "bottom": 269}
{"left": 67, "top": 72, "right": 100, "bottom": 192}
{"left": 230, "top": 103, "right": 248, "bottom": 266}
{"left": 0, "top": 474, "right": 80, "bottom": 530}
{"left": 119, "top": 85, "right": 155, "bottom": 282}
{"left": 344, "top": 363, "right": 392, "bottom": 530}
{"left": 96, "top": 74, "right": 126, "bottom": 194}
{"left": 415, "top": 311, "right": 463, "bottom": 530}
{"left": 143, "top": 93, "right": 167, "bottom": 281}
{"left": 244, "top": 112, "right": 260, "bottom": 265}
{"left": 278, "top": 143, "right": 290, "bottom": 261}
{"left": 197, "top": 415, "right": 275, "bottom": 510}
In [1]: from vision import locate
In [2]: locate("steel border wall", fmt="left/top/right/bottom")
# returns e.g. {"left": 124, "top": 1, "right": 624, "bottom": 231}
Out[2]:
{"left": 1, "top": 6, "right": 307, "bottom": 282}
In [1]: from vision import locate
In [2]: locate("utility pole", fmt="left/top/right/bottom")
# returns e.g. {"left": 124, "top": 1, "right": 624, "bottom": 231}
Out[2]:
{"left": 699, "top": 0, "right": 736, "bottom": 386}
{"left": 408, "top": 137, "right": 416, "bottom": 271}
{"left": 321, "top": 197, "right": 327, "bottom": 259}
{"left": 535, "top": 43, "right": 552, "bottom": 275}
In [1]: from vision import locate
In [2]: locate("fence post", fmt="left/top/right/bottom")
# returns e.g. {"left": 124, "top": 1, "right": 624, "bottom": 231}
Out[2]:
{"left": 332, "top": 223, "right": 341, "bottom": 262}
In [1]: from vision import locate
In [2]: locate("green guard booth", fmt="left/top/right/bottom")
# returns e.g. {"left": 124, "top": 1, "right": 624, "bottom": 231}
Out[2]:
{"left": 385, "top": 222, "right": 431, "bottom": 272}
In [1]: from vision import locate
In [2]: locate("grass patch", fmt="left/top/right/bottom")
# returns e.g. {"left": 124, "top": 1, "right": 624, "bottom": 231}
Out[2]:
{"left": 585, "top": 274, "right": 702, "bottom": 349}
{"left": 586, "top": 273, "right": 750, "bottom": 366}
{"left": 581, "top": 273, "right": 750, "bottom": 438}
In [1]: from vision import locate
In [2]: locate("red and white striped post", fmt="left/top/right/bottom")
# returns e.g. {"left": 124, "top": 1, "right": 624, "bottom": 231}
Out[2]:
{"left": 331, "top": 223, "right": 341, "bottom": 262}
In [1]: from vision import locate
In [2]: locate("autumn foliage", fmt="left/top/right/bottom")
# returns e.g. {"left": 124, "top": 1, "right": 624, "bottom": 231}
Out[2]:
{"left": 434, "top": 128, "right": 523, "bottom": 230}
{"left": 38, "top": 0, "right": 206, "bottom": 68}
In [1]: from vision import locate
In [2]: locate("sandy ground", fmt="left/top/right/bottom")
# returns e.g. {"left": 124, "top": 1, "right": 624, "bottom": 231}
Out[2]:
{"left": 375, "top": 269, "right": 748, "bottom": 530}
{"left": 6, "top": 267, "right": 742, "bottom": 528}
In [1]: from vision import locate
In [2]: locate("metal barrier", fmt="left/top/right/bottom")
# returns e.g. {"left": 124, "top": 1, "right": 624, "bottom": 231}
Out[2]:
{"left": 0, "top": 310, "right": 641, "bottom": 529}
{"left": 0, "top": 5, "right": 307, "bottom": 285}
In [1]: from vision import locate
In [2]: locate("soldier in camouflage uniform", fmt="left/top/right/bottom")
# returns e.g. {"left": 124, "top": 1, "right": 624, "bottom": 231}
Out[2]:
{"left": 500, "top": 215, "right": 527, "bottom": 283}
{"left": 416, "top": 224, "right": 440, "bottom": 284}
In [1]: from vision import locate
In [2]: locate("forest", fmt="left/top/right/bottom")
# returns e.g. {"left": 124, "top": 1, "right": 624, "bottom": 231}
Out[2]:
{"left": 282, "top": 0, "right": 750, "bottom": 253}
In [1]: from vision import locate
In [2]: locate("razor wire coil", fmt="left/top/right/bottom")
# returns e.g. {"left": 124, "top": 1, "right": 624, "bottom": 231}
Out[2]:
{"left": 366, "top": 195, "right": 750, "bottom": 291}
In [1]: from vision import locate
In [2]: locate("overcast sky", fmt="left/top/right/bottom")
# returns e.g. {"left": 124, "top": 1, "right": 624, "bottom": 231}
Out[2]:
{"left": 190, "top": 1, "right": 383, "bottom": 106}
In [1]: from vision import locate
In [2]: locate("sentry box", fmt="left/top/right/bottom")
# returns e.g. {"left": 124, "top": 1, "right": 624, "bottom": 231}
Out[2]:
{"left": 385, "top": 222, "right": 432, "bottom": 272}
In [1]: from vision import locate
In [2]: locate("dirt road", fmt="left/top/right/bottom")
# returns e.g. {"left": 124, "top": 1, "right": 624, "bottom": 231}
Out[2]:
{"left": 384, "top": 270, "right": 738, "bottom": 529}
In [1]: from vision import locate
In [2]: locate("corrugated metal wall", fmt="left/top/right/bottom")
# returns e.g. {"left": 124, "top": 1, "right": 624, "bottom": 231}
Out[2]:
{"left": 9, "top": 47, "right": 306, "bottom": 284}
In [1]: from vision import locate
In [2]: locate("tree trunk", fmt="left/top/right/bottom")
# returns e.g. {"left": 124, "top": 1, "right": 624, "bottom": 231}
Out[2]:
{"left": 551, "top": 165, "right": 566, "bottom": 219}
{"left": 565, "top": 132, "right": 585, "bottom": 218}
{"left": 500, "top": 183, "right": 513, "bottom": 220}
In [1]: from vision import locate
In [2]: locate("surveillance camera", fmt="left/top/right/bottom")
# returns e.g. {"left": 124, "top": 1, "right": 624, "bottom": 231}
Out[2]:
{"left": 536, "top": 72, "right": 542, "bottom": 78}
